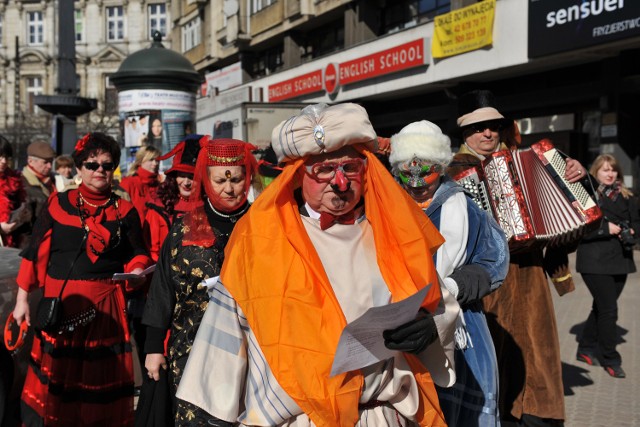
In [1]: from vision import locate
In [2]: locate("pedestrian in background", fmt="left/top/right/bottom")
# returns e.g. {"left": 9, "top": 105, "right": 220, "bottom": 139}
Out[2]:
{"left": 54, "top": 155, "right": 76, "bottom": 192}
{"left": 143, "top": 135, "right": 202, "bottom": 262}
{"left": 0, "top": 135, "right": 29, "bottom": 248}
{"left": 575, "top": 154, "right": 639, "bottom": 378}
{"left": 21, "top": 140, "right": 56, "bottom": 244}
{"left": 121, "top": 145, "right": 163, "bottom": 225}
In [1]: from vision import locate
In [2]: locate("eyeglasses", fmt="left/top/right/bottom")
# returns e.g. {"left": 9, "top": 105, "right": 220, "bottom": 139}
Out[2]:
{"left": 305, "top": 159, "right": 366, "bottom": 182}
{"left": 83, "top": 161, "right": 115, "bottom": 172}
{"left": 466, "top": 121, "right": 503, "bottom": 134}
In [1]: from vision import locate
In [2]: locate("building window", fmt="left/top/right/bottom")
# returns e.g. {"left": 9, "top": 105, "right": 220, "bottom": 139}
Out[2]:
{"left": 251, "top": 45, "right": 283, "bottom": 78}
{"left": 301, "top": 20, "right": 344, "bottom": 62}
{"left": 104, "top": 76, "right": 118, "bottom": 114}
{"left": 26, "top": 77, "right": 43, "bottom": 114}
{"left": 382, "top": 0, "right": 450, "bottom": 34}
{"left": 27, "top": 11, "right": 44, "bottom": 45}
{"left": 75, "top": 10, "right": 84, "bottom": 42}
{"left": 182, "top": 17, "right": 201, "bottom": 52}
{"left": 106, "top": 6, "right": 125, "bottom": 41}
{"left": 148, "top": 3, "right": 167, "bottom": 39}
{"left": 252, "top": 0, "right": 275, "bottom": 14}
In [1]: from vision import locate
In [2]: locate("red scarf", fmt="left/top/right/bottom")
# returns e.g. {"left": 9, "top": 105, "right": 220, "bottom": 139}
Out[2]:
{"left": 78, "top": 184, "right": 113, "bottom": 263}
{"left": 136, "top": 167, "right": 159, "bottom": 187}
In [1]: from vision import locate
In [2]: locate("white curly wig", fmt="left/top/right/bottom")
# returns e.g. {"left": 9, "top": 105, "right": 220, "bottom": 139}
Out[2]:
{"left": 389, "top": 120, "right": 452, "bottom": 169}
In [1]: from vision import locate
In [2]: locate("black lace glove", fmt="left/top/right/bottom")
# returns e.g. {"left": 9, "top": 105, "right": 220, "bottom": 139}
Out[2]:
{"left": 383, "top": 309, "right": 438, "bottom": 354}
{"left": 450, "top": 264, "right": 491, "bottom": 305}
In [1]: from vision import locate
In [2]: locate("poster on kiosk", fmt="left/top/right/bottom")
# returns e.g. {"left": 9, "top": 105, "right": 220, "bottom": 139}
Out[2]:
{"left": 118, "top": 89, "right": 196, "bottom": 174}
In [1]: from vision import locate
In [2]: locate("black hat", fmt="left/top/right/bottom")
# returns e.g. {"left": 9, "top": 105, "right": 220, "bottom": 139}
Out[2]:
{"left": 157, "top": 134, "right": 203, "bottom": 175}
{"left": 456, "top": 90, "right": 512, "bottom": 131}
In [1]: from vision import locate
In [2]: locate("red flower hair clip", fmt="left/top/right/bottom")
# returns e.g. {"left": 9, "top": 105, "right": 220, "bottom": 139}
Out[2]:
{"left": 75, "top": 134, "right": 91, "bottom": 153}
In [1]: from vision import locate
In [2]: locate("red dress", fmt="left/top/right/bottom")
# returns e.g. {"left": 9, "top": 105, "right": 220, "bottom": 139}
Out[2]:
{"left": 17, "top": 185, "right": 151, "bottom": 427}
{"left": 142, "top": 198, "right": 191, "bottom": 262}
{"left": 120, "top": 168, "right": 160, "bottom": 226}
{"left": 0, "top": 168, "right": 26, "bottom": 247}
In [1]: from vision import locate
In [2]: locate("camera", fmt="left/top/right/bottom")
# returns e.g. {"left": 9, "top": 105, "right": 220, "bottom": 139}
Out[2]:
{"left": 618, "top": 221, "right": 636, "bottom": 251}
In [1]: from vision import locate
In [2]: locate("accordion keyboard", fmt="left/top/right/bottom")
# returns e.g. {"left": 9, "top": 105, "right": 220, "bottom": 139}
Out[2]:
{"left": 543, "top": 149, "right": 596, "bottom": 211}
{"left": 456, "top": 173, "right": 492, "bottom": 212}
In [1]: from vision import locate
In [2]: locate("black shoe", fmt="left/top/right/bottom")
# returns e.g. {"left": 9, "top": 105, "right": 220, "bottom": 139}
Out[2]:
{"left": 576, "top": 351, "right": 600, "bottom": 366}
{"left": 604, "top": 365, "right": 626, "bottom": 378}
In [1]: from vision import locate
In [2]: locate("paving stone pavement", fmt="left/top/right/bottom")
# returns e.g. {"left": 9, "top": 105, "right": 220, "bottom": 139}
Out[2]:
{"left": 553, "top": 252, "right": 639, "bottom": 427}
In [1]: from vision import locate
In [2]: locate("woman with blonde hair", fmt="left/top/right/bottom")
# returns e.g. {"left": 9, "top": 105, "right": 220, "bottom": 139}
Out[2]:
{"left": 575, "top": 153, "right": 639, "bottom": 378}
{"left": 121, "top": 145, "right": 163, "bottom": 225}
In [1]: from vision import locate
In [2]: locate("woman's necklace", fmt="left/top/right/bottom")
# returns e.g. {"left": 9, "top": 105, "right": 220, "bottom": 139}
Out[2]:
{"left": 206, "top": 198, "right": 249, "bottom": 223}
{"left": 78, "top": 191, "right": 111, "bottom": 208}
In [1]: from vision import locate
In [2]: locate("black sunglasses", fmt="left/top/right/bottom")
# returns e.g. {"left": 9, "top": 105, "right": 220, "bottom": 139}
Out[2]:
{"left": 466, "top": 121, "right": 504, "bottom": 134}
{"left": 83, "top": 161, "right": 115, "bottom": 172}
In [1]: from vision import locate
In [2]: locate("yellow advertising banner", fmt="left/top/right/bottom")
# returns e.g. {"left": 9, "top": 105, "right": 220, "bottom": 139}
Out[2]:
{"left": 432, "top": 0, "right": 496, "bottom": 59}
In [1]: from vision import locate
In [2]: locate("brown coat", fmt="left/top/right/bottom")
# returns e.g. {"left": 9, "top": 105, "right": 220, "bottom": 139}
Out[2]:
{"left": 447, "top": 146, "right": 571, "bottom": 421}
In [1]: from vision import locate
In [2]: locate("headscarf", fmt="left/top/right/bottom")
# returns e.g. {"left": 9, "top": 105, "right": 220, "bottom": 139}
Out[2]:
{"left": 183, "top": 136, "right": 257, "bottom": 247}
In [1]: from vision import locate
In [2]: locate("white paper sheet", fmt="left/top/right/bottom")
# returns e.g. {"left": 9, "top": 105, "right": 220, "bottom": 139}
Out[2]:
{"left": 330, "top": 285, "right": 431, "bottom": 377}
{"left": 112, "top": 264, "right": 156, "bottom": 281}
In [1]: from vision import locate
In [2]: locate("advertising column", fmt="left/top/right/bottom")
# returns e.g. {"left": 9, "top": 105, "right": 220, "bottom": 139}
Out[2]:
{"left": 118, "top": 89, "right": 196, "bottom": 171}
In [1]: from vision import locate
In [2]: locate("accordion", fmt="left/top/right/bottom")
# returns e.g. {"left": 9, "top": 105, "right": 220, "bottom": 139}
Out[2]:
{"left": 454, "top": 139, "right": 602, "bottom": 252}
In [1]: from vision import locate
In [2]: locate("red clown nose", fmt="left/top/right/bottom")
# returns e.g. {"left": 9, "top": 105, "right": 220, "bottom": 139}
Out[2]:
{"left": 333, "top": 168, "right": 350, "bottom": 192}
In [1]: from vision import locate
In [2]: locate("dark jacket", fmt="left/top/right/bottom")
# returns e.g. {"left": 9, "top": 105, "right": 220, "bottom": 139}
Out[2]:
{"left": 576, "top": 187, "right": 640, "bottom": 275}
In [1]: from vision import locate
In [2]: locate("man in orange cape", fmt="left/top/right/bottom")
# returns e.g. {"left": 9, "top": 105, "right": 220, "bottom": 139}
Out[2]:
{"left": 177, "top": 103, "right": 458, "bottom": 426}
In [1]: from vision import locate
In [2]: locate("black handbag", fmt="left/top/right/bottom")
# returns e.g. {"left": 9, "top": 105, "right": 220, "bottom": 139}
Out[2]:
{"left": 33, "top": 297, "right": 63, "bottom": 333}
{"left": 33, "top": 236, "right": 86, "bottom": 334}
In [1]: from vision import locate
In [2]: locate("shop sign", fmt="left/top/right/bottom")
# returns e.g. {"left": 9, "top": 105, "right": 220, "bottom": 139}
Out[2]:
{"left": 529, "top": 0, "right": 640, "bottom": 58}
{"left": 268, "top": 38, "right": 429, "bottom": 101}
{"left": 268, "top": 70, "right": 324, "bottom": 102}
{"left": 431, "top": 0, "right": 496, "bottom": 59}
{"left": 203, "top": 61, "right": 243, "bottom": 96}
{"left": 337, "top": 38, "right": 427, "bottom": 86}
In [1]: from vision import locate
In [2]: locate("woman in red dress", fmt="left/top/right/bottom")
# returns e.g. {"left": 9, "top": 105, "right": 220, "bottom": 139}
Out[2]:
{"left": 121, "top": 145, "right": 162, "bottom": 225}
{"left": 0, "top": 135, "right": 28, "bottom": 248}
{"left": 143, "top": 135, "right": 201, "bottom": 262}
{"left": 11, "top": 133, "right": 152, "bottom": 427}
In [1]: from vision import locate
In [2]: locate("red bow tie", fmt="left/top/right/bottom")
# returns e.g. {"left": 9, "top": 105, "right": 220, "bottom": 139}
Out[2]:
{"left": 319, "top": 211, "right": 356, "bottom": 230}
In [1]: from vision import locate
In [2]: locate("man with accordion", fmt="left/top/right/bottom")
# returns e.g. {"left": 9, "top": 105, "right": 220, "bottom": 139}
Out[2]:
{"left": 447, "top": 90, "right": 591, "bottom": 427}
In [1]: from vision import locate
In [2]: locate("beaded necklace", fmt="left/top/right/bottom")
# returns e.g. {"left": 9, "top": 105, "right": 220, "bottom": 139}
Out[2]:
{"left": 206, "top": 197, "right": 249, "bottom": 223}
{"left": 78, "top": 191, "right": 111, "bottom": 208}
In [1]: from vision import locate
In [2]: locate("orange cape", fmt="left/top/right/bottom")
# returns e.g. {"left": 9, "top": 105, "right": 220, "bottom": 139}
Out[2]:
{"left": 220, "top": 147, "right": 447, "bottom": 427}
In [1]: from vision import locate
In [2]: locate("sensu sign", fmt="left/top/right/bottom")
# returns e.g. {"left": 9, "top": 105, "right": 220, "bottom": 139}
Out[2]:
{"left": 268, "top": 38, "right": 429, "bottom": 102}
{"left": 529, "top": 0, "right": 640, "bottom": 57}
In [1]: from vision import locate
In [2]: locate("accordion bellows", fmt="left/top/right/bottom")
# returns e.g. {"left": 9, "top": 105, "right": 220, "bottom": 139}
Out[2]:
{"left": 455, "top": 139, "right": 602, "bottom": 252}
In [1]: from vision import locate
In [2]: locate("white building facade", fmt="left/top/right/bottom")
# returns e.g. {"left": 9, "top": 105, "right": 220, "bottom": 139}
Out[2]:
{"left": 0, "top": 0, "right": 171, "bottom": 133}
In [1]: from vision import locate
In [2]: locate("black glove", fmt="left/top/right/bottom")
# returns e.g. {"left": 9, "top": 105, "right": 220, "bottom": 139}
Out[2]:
{"left": 383, "top": 309, "right": 438, "bottom": 354}
{"left": 206, "top": 418, "right": 233, "bottom": 427}
{"left": 450, "top": 264, "right": 491, "bottom": 305}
